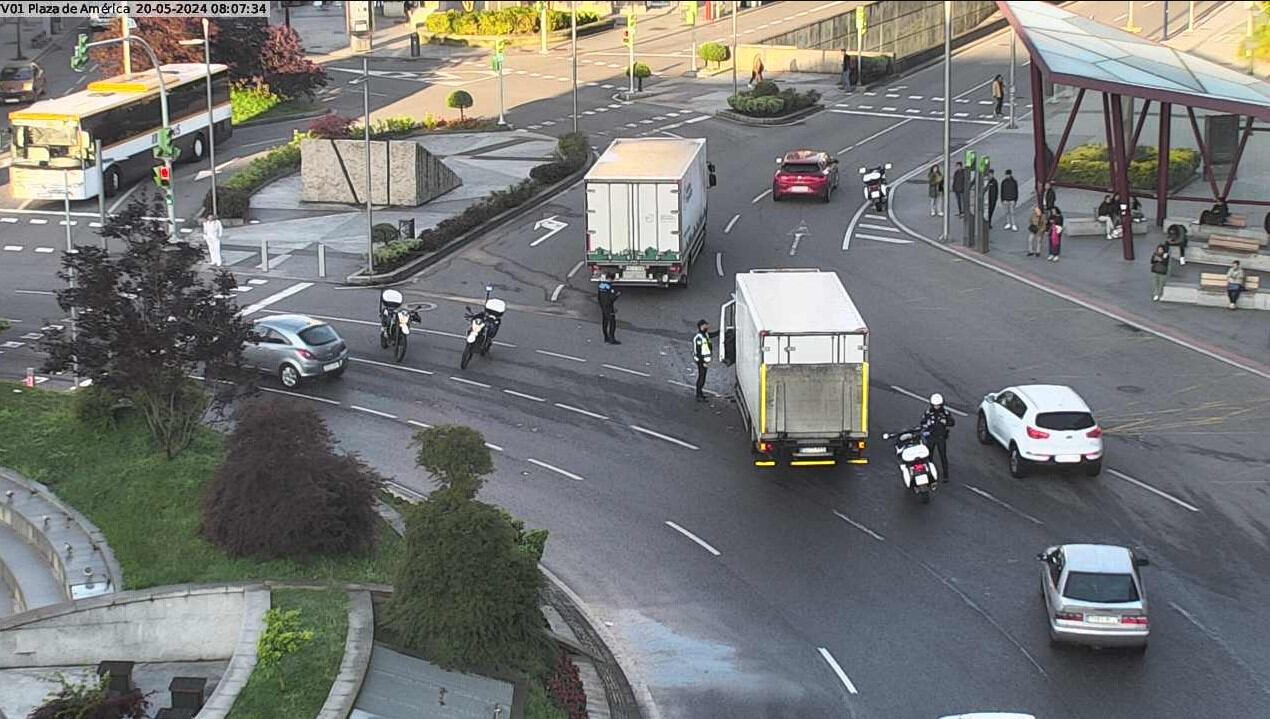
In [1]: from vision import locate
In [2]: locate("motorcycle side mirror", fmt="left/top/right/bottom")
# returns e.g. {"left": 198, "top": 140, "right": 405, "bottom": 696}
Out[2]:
{"left": 830, "top": 158, "right": 839, "bottom": 165}
{"left": 775, "top": 157, "right": 783, "bottom": 164}
{"left": 985, "top": 392, "right": 996, "bottom": 402}
{"left": 1036, "top": 552, "right": 1048, "bottom": 561}
{"left": 484, "top": 285, "right": 493, "bottom": 293}
{"left": 884, "top": 162, "right": 893, "bottom": 169}
{"left": 881, "top": 432, "right": 891, "bottom": 439}
{"left": 858, "top": 167, "right": 867, "bottom": 174}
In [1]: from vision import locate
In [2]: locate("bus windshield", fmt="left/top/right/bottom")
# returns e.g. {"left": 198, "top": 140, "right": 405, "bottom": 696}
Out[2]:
{"left": 11, "top": 123, "right": 83, "bottom": 168}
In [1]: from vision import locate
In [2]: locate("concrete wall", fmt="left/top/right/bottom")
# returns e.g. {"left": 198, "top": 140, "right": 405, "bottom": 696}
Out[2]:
{"left": 301, "top": 138, "right": 461, "bottom": 207}
{"left": 737, "top": 43, "right": 843, "bottom": 76}
{"left": 0, "top": 585, "right": 252, "bottom": 668}
{"left": 761, "top": 0, "right": 999, "bottom": 72}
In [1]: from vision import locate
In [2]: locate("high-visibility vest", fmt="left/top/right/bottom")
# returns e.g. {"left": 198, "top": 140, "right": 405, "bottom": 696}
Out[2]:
{"left": 694, "top": 332, "right": 712, "bottom": 363}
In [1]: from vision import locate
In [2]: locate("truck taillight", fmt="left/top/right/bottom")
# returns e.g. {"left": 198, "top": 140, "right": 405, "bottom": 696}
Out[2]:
{"left": 589, "top": 263, "right": 599, "bottom": 273}
{"left": 758, "top": 442, "right": 772, "bottom": 453}
{"left": 671, "top": 264, "right": 682, "bottom": 273}
{"left": 586, "top": 231, "right": 593, "bottom": 251}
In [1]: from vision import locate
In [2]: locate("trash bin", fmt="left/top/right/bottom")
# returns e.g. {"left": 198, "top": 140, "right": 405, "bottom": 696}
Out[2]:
{"left": 398, "top": 218, "right": 415, "bottom": 240}
{"left": 410, "top": 33, "right": 421, "bottom": 57}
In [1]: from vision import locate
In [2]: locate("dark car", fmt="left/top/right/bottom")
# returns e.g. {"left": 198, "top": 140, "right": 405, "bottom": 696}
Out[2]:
{"left": 0, "top": 63, "right": 45, "bottom": 104}
{"left": 773, "top": 149, "right": 839, "bottom": 202}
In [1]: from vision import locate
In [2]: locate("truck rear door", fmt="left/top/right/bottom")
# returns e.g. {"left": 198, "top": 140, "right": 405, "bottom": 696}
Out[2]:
{"left": 762, "top": 333, "right": 866, "bottom": 437}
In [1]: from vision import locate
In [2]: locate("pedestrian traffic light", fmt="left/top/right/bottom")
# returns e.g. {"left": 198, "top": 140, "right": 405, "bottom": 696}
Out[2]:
{"left": 153, "top": 164, "right": 171, "bottom": 189}
{"left": 153, "top": 128, "right": 181, "bottom": 161}
{"left": 71, "top": 33, "right": 89, "bottom": 72}
{"left": 622, "top": 30, "right": 631, "bottom": 46}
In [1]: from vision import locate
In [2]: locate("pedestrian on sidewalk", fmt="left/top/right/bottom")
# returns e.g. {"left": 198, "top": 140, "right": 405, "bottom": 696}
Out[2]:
{"left": 1150, "top": 244, "right": 1170, "bottom": 301}
{"left": 1096, "top": 194, "right": 1117, "bottom": 239}
{"left": 598, "top": 273, "right": 621, "bottom": 344}
{"left": 984, "top": 169, "right": 999, "bottom": 227}
{"left": 991, "top": 74, "right": 1005, "bottom": 116}
{"left": 841, "top": 51, "right": 853, "bottom": 91}
{"left": 1000, "top": 169, "right": 1019, "bottom": 230}
{"left": 1041, "top": 181, "right": 1056, "bottom": 212}
{"left": 1226, "top": 260, "right": 1246, "bottom": 309}
{"left": 1026, "top": 206, "right": 1045, "bottom": 256}
{"left": 1166, "top": 223, "right": 1188, "bottom": 266}
{"left": 1047, "top": 208, "right": 1064, "bottom": 261}
{"left": 692, "top": 319, "right": 719, "bottom": 402}
{"left": 749, "top": 54, "right": 765, "bottom": 88}
{"left": 952, "top": 161, "right": 966, "bottom": 217}
{"left": 927, "top": 164, "right": 944, "bottom": 217}
{"left": 201, "top": 213, "right": 223, "bottom": 267}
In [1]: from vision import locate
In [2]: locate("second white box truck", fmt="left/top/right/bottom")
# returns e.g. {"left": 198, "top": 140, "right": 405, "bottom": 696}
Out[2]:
{"left": 584, "top": 138, "right": 715, "bottom": 287}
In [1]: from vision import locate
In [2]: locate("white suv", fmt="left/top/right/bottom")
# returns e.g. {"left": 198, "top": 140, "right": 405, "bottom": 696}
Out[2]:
{"left": 976, "top": 384, "right": 1103, "bottom": 478}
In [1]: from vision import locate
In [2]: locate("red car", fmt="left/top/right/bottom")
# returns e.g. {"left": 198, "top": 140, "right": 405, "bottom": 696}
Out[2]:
{"left": 772, "top": 150, "right": 839, "bottom": 202}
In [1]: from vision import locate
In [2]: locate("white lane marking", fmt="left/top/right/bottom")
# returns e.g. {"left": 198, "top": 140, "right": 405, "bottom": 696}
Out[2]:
{"left": 602, "top": 363, "right": 650, "bottom": 377}
{"left": 888, "top": 384, "right": 969, "bottom": 416}
{"left": 528, "top": 458, "right": 584, "bottom": 481}
{"left": 14, "top": 289, "right": 56, "bottom": 295}
{"left": 908, "top": 95, "right": 924, "bottom": 100}
{"left": 351, "top": 405, "right": 398, "bottom": 420}
{"left": 664, "top": 521, "right": 721, "bottom": 556}
{"left": 555, "top": 402, "right": 609, "bottom": 420}
{"left": 789, "top": 231, "right": 804, "bottom": 256}
{"left": 504, "top": 388, "right": 546, "bottom": 402}
{"left": 421, "top": 328, "right": 517, "bottom": 348}
{"left": 964, "top": 484, "right": 1044, "bottom": 526}
{"left": 905, "top": 108, "right": 922, "bottom": 114}
{"left": 817, "top": 647, "right": 859, "bottom": 695}
{"left": 858, "top": 223, "right": 900, "bottom": 232}
{"left": 843, "top": 201, "right": 868, "bottom": 250}
{"left": 723, "top": 213, "right": 740, "bottom": 234}
{"left": 833, "top": 510, "right": 885, "bottom": 542}
{"left": 485, "top": 442, "right": 504, "bottom": 452}
{"left": 34, "top": 246, "right": 55, "bottom": 253}
{"left": 567, "top": 260, "right": 585, "bottom": 279}
{"left": 407, "top": 419, "right": 433, "bottom": 429}
{"left": 265, "top": 310, "right": 377, "bottom": 327}
{"left": 2, "top": 245, "right": 21, "bottom": 251}
{"left": 349, "top": 356, "right": 435, "bottom": 375}
{"left": 631, "top": 425, "right": 700, "bottom": 451}
{"left": 0, "top": 218, "right": 18, "bottom": 223}
{"left": 1107, "top": 469, "right": 1200, "bottom": 513}
{"left": 536, "top": 348, "right": 586, "bottom": 363}
{"left": 881, "top": 106, "right": 897, "bottom": 111}
{"left": 684, "top": 115, "right": 710, "bottom": 124}
{"left": 837, "top": 118, "right": 911, "bottom": 157}
{"left": 715, "top": 251, "right": 724, "bottom": 278}
{"left": 830, "top": 108, "right": 997, "bottom": 125}
{"left": 855, "top": 233, "right": 914, "bottom": 245}
{"left": 885, "top": 93, "right": 900, "bottom": 98}
{"left": 550, "top": 283, "right": 565, "bottom": 302}
{"left": 28, "top": 218, "right": 47, "bottom": 225}
{"left": 258, "top": 386, "right": 340, "bottom": 405}
{"left": 238, "top": 282, "right": 314, "bottom": 317}
{"left": 751, "top": 189, "right": 772, "bottom": 203}
{"left": 667, "top": 379, "right": 722, "bottom": 397}
{"left": 449, "top": 376, "right": 492, "bottom": 389}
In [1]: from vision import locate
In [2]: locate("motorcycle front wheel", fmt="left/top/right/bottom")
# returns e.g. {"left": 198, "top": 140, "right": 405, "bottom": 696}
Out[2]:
{"left": 394, "top": 330, "right": 408, "bottom": 362}
{"left": 460, "top": 343, "right": 474, "bottom": 369}
{"left": 380, "top": 327, "right": 389, "bottom": 349}
{"left": 480, "top": 335, "right": 491, "bottom": 356}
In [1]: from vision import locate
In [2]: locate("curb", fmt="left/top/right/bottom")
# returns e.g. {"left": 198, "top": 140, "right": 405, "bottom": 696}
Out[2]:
{"left": 234, "top": 107, "right": 332, "bottom": 129}
{"left": 316, "top": 589, "right": 374, "bottom": 719}
{"left": 714, "top": 103, "right": 824, "bottom": 127}
{"left": 344, "top": 150, "right": 596, "bottom": 286}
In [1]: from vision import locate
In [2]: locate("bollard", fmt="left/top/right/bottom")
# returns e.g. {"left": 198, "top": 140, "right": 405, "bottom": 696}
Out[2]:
{"left": 24, "top": 367, "right": 35, "bottom": 388}
{"left": 83, "top": 566, "right": 94, "bottom": 589}
{"left": 260, "top": 237, "right": 269, "bottom": 272}
{"left": 410, "top": 33, "right": 421, "bottom": 57}
{"left": 318, "top": 243, "right": 327, "bottom": 278}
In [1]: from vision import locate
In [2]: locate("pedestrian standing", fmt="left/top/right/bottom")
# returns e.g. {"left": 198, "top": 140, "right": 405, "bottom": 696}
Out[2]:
{"left": 984, "top": 169, "right": 998, "bottom": 227}
{"left": 1226, "top": 260, "right": 1246, "bottom": 309}
{"left": 201, "top": 213, "right": 223, "bottom": 267}
{"left": 750, "top": 54, "right": 765, "bottom": 87}
{"left": 1026, "top": 206, "right": 1045, "bottom": 257}
{"left": 991, "top": 74, "right": 1005, "bottom": 116}
{"left": 927, "top": 164, "right": 944, "bottom": 217}
{"left": 951, "top": 161, "right": 966, "bottom": 217}
{"left": 1150, "top": 244, "right": 1170, "bottom": 301}
{"left": 1166, "top": 223, "right": 1188, "bottom": 266}
{"left": 598, "top": 273, "right": 621, "bottom": 344}
{"left": 1000, "top": 169, "right": 1019, "bottom": 230}
{"left": 692, "top": 319, "right": 717, "bottom": 402}
{"left": 1042, "top": 181, "right": 1057, "bottom": 212}
{"left": 920, "top": 393, "right": 955, "bottom": 482}
{"left": 1047, "top": 208, "right": 1064, "bottom": 261}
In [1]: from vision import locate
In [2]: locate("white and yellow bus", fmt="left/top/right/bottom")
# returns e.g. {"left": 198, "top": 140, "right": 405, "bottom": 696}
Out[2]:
{"left": 8, "top": 63, "right": 231, "bottom": 201}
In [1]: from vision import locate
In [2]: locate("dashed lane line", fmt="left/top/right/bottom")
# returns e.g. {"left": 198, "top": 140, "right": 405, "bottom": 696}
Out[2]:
{"left": 528, "top": 458, "right": 585, "bottom": 482}
{"left": 349, "top": 357, "right": 435, "bottom": 375}
{"left": 449, "top": 376, "right": 492, "bottom": 389}
{"left": 833, "top": 510, "right": 885, "bottom": 542}
{"left": 630, "top": 425, "right": 700, "bottom": 451}
{"left": 964, "top": 484, "right": 1044, "bottom": 526}
{"left": 504, "top": 388, "right": 547, "bottom": 403}
{"left": 258, "top": 386, "right": 341, "bottom": 405}
{"left": 855, "top": 233, "right": 914, "bottom": 245}
{"left": 1107, "top": 469, "right": 1201, "bottom": 513}
{"left": 716, "top": 252, "right": 724, "bottom": 278}
{"left": 664, "top": 521, "right": 721, "bottom": 556}
{"left": 602, "top": 363, "right": 651, "bottom": 377}
{"left": 751, "top": 189, "right": 772, "bottom": 203}
{"left": 550, "top": 283, "right": 565, "bottom": 302}
{"left": 568, "top": 260, "right": 586, "bottom": 279}
{"left": 406, "top": 419, "right": 433, "bottom": 429}
{"left": 555, "top": 402, "right": 610, "bottom": 421}
{"left": 888, "top": 384, "right": 969, "bottom": 416}
{"left": 536, "top": 348, "right": 587, "bottom": 363}
{"left": 723, "top": 213, "right": 741, "bottom": 234}
{"left": 351, "top": 405, "right": 398, "bottom": 420}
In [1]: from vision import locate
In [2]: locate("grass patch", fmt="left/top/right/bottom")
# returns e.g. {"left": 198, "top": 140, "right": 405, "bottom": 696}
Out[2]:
{"left": 227, "top": 588, "right": 348, "bottom": 719}
{"left": 245, "top": 97, "right": 326, "bottom": 125}
{"left": 0, "top": 383, "right": 401, "bottom": 590}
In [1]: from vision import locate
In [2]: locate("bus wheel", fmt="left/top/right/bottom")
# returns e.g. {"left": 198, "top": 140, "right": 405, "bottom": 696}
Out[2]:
{"left": 189, "top": 134, "right": 207, "bottom": 163}
{"left": 103, "top": 167, "right": 122, "bottom": 198}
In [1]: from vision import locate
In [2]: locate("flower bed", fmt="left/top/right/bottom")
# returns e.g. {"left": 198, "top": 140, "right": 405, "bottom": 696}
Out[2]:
{"left": 1055, "top": 144, "right": 1200, "bottom": 191}
{"left": 425, "top": 7, "right": 598, "bottom": 35}
{"left": 726, "top": 80, "right": 821, "bottom": 118}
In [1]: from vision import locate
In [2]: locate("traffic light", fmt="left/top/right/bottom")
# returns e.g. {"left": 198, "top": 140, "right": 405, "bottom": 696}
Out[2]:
{"left": 622, "top": 30, "right": 631, "bottom": 46}
{"left": 855, "top": 6, "right": 868, "bottom": 35}
{"left": 71, "top": 33, "right": 89, "bottom": 72}
{"left": 153, "top": 164, "right": 171, "bottom": 189}
{"left": 153, "top": 128, "right": 181, "bottom": 161}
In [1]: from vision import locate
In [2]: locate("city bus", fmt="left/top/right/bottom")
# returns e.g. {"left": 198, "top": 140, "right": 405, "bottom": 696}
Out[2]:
{"left": 8, "top": 63, "right": 231, "bottom": 201}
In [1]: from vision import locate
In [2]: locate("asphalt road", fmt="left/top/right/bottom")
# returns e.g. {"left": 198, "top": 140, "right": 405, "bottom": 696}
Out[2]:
{"left": 4, "top": 2, "right": 1268, "bottom": 718}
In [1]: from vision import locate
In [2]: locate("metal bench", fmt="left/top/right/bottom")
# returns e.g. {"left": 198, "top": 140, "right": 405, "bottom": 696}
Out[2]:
{"left": 1208, "top": 234, "right": 1261, "bottom": 255}
{"left": 1199, "top": 272, "right": 1261, "bottom": 293}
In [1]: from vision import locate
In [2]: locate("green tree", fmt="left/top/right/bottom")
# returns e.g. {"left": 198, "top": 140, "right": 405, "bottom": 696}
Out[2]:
{"left": 256, "top": 607, "right": 315, "bottom": 691}
{"left": 628, "top": 62, "right": 651, "bottom": 91}
{"left": 447, "top": 90, "right": 474, "bottom": 120}
{"left": 39, "top": 198, "right": 251, "bottom": 458}
{"left": 699, "top": 42, "right": 730, "bottom": 68}
{"left": 414, "top": 424, "right": 494, "bottom": 499}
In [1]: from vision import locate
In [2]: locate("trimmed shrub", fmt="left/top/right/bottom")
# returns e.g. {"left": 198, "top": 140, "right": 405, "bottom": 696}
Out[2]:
{"left": 425, "top": 7, "right": 600, "bottom": 36}
{"left": 700, "top": 42, "right": 730, "bottom": 67}
{"left": 1055, "top": 144, "right": 1200, "bottom": 191}
{"left": 213, "top": 186, "right": 251, "bottom": 219}
{"left": 372, "top": 223, "right": 400, "bottom": 245}
{"left": 629, "top": 62, "right": 651, "bottom": 91}
{"left": 447, "top": 90, "right": 474, "bottom": 120}
{"left": 530, "top": 162, "right": 574, "bottom": 184}
{"left": 230, "top": 81, "right": 281, "bottom": 124}
{"left": 751, "top": 79, "right": 779, "bottom": 97}
{"left": 556, "top": 131, "right": 590, "bottom": 168}
{"left": 73, "top": 384, "right": 130, "bottom": 430}
{"left": 307, "top": 113, "right": 356, "bottom": 139}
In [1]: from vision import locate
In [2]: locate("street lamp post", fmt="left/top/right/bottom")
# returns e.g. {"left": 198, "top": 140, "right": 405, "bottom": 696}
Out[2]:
{"left": 364, "top": 50, "right": 374, "bottom": 273}
{"left": 941, "top": 0, "right": 951, "bottom": 241}
{"left": 13, "top": 18, "right": 25, "bottom": 60}
{"left": 571, "top": 1, "right": 578, "bottom": 131}
{"left": 731, "top": 1, "right": 738, "bottom": 96}
{"left": 179, "top": 18, "right": 218, "bottom": 217}
{"left": 63, "top": 169, "right": 78, "bottom": 384}
{"left": 1187, "top": 0, "right": 1195, "bottom": 33}
{"left": 1008, "top": 27, "right": 1017, "bottom": 129}
{"left": 1163, "top": 1, "right": 1170, "bottom": 41}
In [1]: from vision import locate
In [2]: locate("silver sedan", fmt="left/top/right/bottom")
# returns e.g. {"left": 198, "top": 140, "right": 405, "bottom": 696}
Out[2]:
{"left": 242, "top": 314, "right": 349, "bottom": 388}
{"left": 1038, "top": 543, "right": 1150, "bottom": 651}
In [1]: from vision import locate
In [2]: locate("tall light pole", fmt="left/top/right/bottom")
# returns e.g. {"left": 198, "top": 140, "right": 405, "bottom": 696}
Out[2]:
{"left": 571, "top": 1, "right": 578, "bottom": 131}
{"left": 688, "top": 1, "right": 698, "bottom": 74}
{"left": 63, "top": 169, "right": 78, "bottom": 384}
{"left": 731, "top": 1, "right": 738, "bottom": 96}
{"left": 1163, "top": 1, "right": 1170, "bottom": 41}
{"left": 363, "top": 49, "right": 374, "bottom": 273}
{"left": 1008, "top": 27, "right": 1017, "bottom": 129}
{"left": 1187, "top": 0, "right": 1195, "bottom": 33}
{"left": 179, "top": 18, "right": 218, "bottom": 217}
{"left": 941, "top": 0, "right": 952, "bottom": 242}
{"left": 1125, "top": 0, "right": 1141, "bottom": 33}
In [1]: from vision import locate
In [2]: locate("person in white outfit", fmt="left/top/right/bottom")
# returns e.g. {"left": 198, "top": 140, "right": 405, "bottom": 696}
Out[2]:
{"left": 202, "top": 214, "right": 223, "bottom": 267}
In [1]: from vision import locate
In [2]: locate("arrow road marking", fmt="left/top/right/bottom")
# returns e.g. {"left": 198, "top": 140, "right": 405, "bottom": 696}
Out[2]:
{"left": 788, "top": 221, "right": 809, "bottom": 256}
{"left": 530, "top": 215, "right": 569, "bottom": 247}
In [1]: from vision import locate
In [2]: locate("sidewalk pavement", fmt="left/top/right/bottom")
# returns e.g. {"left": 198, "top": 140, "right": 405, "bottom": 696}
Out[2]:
{"left": 891, "top": 126, "right": 1270, "bottom": 380}
{"left": 291, "top": 3, "right": 416, "bottom": 62}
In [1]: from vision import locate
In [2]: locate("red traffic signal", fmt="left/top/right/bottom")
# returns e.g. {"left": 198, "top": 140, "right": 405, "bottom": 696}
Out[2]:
{"left": 153, "top": 164, "right": 171, "bottom": 188}
{"left": 622, "top": 30, "right": 630, "bottom": 46}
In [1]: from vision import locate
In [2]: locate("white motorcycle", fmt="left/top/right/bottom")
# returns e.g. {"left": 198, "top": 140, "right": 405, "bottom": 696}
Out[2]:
{"left": 460, "top": 285, "right": 506, "bottom": 370}
{"left": 859, "top": 162, "right": 892, "bottom": 212}
{"left": 379, "top": 288, "right": 423, "bottom": 362}
{"left": 881, "top": 427, "right": 939, "bottom": 504}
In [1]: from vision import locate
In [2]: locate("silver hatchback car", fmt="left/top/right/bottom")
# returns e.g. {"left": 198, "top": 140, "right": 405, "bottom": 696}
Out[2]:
{"left": 243, "top": 314, "right": 349, "bottom": 388}
{"left": 1038, "top": 543, "right": 1150, "bottom": 651}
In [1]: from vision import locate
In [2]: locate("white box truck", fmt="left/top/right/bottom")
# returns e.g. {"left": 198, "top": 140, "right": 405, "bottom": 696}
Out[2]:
{"left": 584, "top": 138, "right": 716, "bottom": 287}
{"left": 719, "top": 269, "right": 870, "bottom": 468}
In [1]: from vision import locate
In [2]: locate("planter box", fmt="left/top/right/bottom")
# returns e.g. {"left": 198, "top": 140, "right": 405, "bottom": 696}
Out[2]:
{"left": 715, "top": 103, "right": 824, "bottom": 127}
{"left": 419, "top": 18, "right": 615, "bottom": 49}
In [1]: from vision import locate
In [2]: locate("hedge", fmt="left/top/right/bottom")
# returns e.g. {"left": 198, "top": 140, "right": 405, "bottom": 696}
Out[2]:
{"left": 370, "top": 133, "right": 590, "bottom": 271}
{"left": 425, "top": 8, "right": 599, "bottom": 35}
{"left": 1054, "top": 144, "right": 1200, "bottom": 191}
{"left": 699, "top": 42, "right": 730, "bottom": 67}
{"left": 726, "top": 81, "right": 820, "bottom": 118}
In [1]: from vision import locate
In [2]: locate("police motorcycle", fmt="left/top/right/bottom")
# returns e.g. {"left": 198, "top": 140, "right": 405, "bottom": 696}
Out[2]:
{"left": 858, "top": 162, "right": 892, "bottom": 212}
{"left": 880, "top": 426, "right": 939, "bottom": 504}
{"left": 460, "top": 285, "right": 506, "bottom": 370}
{"left": 379, "top": 289, "right": 424, "bottom": 362}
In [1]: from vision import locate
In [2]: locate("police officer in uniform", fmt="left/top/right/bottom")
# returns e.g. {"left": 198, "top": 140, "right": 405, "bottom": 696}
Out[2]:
{"left": 920, "top": 393, "right": 956, "bottom": 482}
{"left": 598, "top": 273, "right": 620, "bottom": 344}
{"left": 692, "top": 320, "right": 718, "bottom": 402}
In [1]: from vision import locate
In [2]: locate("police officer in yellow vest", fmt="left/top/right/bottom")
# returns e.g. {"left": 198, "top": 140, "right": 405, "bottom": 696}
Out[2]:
{"left": 693, "top": 319, "right": 718, "bottom": 402}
